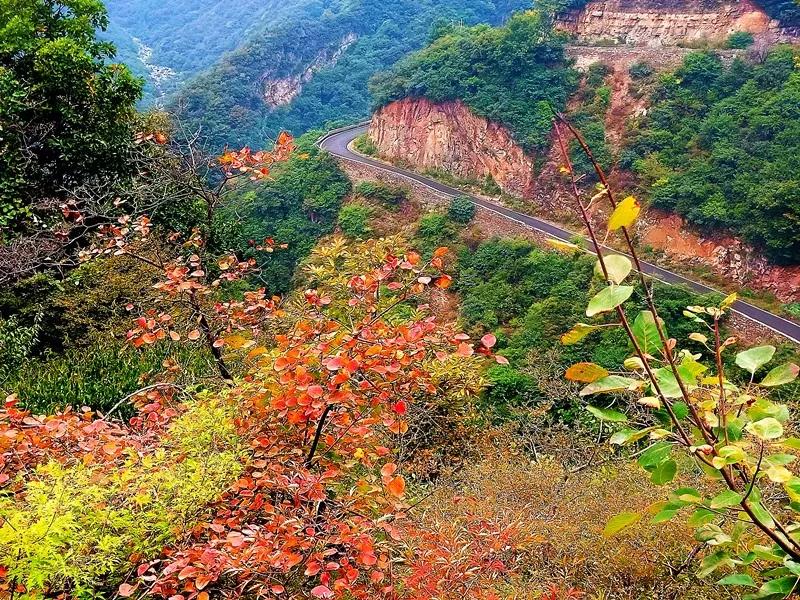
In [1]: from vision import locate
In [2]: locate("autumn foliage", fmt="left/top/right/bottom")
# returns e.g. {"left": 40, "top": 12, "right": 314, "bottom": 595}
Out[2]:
{"left": 0, "top": 225, "right": 508, "bottom": 599}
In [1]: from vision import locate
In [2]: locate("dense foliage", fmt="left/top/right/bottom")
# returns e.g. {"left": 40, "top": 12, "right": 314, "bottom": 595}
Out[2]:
{"left": 214, "top": 133, "right": 351, "bottom": 294}
{"left": 0, "top": 0, "right": 141, "bottom": 229}
{"left": 173, "top": 0, "right": 530, "bottom": 148}
{"left": 456, "top": 238, "right": 721, "bottom": 420}
{"left": 627, "top": 47, "right": 800, "bottom": 263}
{"left": 370, "top": 10, "right": 579, "bottom": 153}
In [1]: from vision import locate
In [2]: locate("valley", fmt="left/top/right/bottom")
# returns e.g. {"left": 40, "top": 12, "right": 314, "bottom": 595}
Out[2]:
{"left": 2, "top": 1, "right": 800, "bottom": 599}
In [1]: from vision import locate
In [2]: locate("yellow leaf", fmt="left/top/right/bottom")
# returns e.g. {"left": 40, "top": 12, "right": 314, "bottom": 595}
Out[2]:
{"left": 608, "top": 196, "right": 641, "bottom": 231}
{"left": 224, "top": 335, "right": 250, "bottom": 350}
{"left": 561, "top": 323, "right": 599, "bottom": 345}
{"left": 565, "top": 362, "right": 609, "bottom": 383}
{"left": 546, "top": 238, "right": 581, "bottom": 253}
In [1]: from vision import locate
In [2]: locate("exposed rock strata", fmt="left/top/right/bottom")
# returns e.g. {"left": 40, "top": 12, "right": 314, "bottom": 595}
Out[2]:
{"left": 369, "top": 98, "right": 537, "bottom": 198}
{"left": 555, "top": 0, "right": 789, "bottom": 46}
{"left": 263, "top": 33, "right": 357, "bottom": 109}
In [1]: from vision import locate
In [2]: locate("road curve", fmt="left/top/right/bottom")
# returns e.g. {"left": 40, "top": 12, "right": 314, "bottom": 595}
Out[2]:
{"left": 320, "top": 124, "right": 800, "bottom": 345}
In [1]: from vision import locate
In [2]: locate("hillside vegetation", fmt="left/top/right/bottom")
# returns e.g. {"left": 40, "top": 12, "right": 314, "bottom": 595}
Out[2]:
{"left": 370, "top": 10, "right": 579, "bottom": 153}
{"left": 172, "top": 0, "right": 530, "bottom": 148}
{"left": 628, "top": 47, "right": 800, "bottom": 263}
{"left": 3, "top": 3, "right": 800, "bottom": 600}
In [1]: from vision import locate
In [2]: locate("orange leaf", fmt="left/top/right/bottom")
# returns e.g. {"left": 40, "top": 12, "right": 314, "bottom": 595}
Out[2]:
{"left": 187, "top": 329, "right": 201, "bottom": 341}
{"left": 434, "top": 275, "right": 452, "bottom": 289}
{"left": 387, "top": 475, "right": 406, "bottom": 498}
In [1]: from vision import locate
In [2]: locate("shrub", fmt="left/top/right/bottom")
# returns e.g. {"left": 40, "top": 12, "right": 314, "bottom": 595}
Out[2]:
{"left": 4, "top": 342, "right": 209, "bottom": 415}
{"left": 355, "top": 180, "right": 409, "bottom": 209}
{"left": 448, "top": 195, "right": 476, "bottom": 224}
{"left": 0, "top": 396, "right": 244, "bottom": 596}
{"left": 629, "top": 61, "right": 655, "bottom": 80}
{"left": 353, "top": 133, "right": 379, "bottom": 156}
{"left": 338, "top": 203, "right": 372, "bottom": 238}
{"left": 415, "top": 213, "right": 453, "bottom": 255}
{"left": 726, "top": 31, "right": 755, "bottom": 49}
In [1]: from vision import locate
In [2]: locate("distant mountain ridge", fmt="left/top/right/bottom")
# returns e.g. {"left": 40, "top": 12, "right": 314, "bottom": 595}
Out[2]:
{"left": 163, "top": 0, "right": 531, "bottom": 148}
{"left": 102, "top": 0, "right": 309, "bottom": 102}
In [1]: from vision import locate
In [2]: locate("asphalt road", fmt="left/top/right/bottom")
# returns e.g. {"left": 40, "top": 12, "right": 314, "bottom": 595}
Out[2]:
{"left": 320, "top": 124, "right": 800, "bottom": 345}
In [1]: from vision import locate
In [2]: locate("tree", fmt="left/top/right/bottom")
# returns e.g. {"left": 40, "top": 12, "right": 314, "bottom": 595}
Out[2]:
{"left": 557, "top": 115, "right": 800, "bottom": 598}
{"left": 0, "top": 0, "right": 142, "bottom": 230}
{"left": 448, "top": 195, "right": 476, "bottom": 224}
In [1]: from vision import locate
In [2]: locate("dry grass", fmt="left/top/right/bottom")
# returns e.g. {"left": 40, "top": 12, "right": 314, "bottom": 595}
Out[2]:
{"left": 410, "top": 437, "right": 733, "bottom": 600}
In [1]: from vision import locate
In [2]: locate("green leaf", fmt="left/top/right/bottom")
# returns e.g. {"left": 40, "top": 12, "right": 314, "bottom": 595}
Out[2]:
{"left": 585, "top": 405, "right": 628, "bottom": 422}
{"left": 603, "top": 511, "right": 641, "bottom": 537}
{"left": 688, "top": 507, "right": 716, "bottom": 527}
{"left": 610, "top": 427, "right": 654, "bottom": 446}
{"left": 736, "top": 345, "right": 776, "bottom": 375}
{"left": 760, "top": 363, "right": 800, "bottom": 388}
{"left": 652, "top": 367, "right": 683, "bottom": 399}
{"left": 695, "top": 525, "right": 733, "bottom": 547}
{"left": 673, "top": 487, "right": 702, "bottom": 503}
{"left": 710, "top": 490, "right": 743, "bottom": 509}
{"left": 631, "top": 310, "right": 664, "bottom": 355}
{"left": 749, "top": 502, "right": 776, "bottom": 529}
{"left": 712, "top": 445, "right": 748, "bottom": 469}
{"left": 782, "top": 438, "right": 800, "bottom": 451}
{"left": 651, "top": 509, "right": 679, "bottom": 524}
{"left": 638, "top": 442, "right": 672, "bottom": 471}
{"left": 757, "top": 576, "right": 799, "bottom": 597}
{"left": 746, "top": 418, "right": 784, "bottom": 441}
{"left": 596, "top": 255, "right": 633, "bottom": 285}
{"left": 748, "top": 399, "right": 790, "bottom": 423}
{"left": 651, "top": 459, "right": 677, "bottom": 485}
{"left": 697, "top": 548, "right": 734, "bottom": 577}
{"left": 580, "top": 375, "right": 638, "bottom": 397}
{"left": 717, "top": 574, "right": 757, "bottom": 588}
{"left": 586, "top": 285, "right": 634, "bottom": 317}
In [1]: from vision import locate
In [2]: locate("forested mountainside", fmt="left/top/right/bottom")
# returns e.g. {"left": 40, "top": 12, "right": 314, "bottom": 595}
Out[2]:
{"left": 170, "top": 0, "right": 530, "bottom": 148}
{"left": 367, "top": 5, "right": 800, "bottom": 265}
{"left": 102, "top": 0, "right": 309, "bottom": 102}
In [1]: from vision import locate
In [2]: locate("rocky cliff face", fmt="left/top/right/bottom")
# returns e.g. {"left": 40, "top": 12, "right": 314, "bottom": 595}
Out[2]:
{"left": 369, "top": 98, "right": 537, "bottom": 198}
{"left": 556, "top": 0, "right": 786, "bottom": 45}
{"left": 262, "top": 33, "right": 358, "bottom": 109}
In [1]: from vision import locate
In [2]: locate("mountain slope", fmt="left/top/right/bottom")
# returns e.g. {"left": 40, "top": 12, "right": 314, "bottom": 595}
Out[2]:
{"left": 171, "top": 0, "right": 530, "bottom": 148}
{"left": 102, "top": 0, "right": 308, "bottom": 102}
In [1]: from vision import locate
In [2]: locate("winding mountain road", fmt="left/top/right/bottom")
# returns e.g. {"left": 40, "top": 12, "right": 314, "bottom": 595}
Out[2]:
{"left": 319, "top": 123, "right": 800, "bottom": 345}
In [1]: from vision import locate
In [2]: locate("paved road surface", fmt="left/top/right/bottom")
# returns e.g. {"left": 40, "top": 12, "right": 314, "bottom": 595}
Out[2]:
{"left": 319, "top": 124, "right": 800, "bottom": 345}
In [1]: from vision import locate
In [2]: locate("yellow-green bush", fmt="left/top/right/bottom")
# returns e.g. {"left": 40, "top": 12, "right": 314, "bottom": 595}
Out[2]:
{"left": 0, "top": 397, "right": 244, "bottom": 598}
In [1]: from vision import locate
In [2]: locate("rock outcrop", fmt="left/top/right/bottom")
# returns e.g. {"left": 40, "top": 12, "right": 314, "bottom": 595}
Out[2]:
{"left": 368, "top": 98, "right": 537, "bottom": 198}
{"left": 556, "top": 0, "right": 788, "bottom": 46}
{"left": 263, "top": 33, "right": 357, "bottom": 109}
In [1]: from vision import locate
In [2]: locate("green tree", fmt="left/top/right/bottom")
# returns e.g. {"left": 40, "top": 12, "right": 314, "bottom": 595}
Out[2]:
{"left": 0, "top": 0, "right": 142, "bottom": 229}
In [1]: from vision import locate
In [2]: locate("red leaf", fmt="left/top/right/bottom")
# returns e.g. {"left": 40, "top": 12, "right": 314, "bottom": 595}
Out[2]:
{"left": 434, "top": 275, "right": 452, "bottom": 289}
{"left": 118, "top": 583, "right": 137, "bottom": 598}
{"left": 311, "top": 585, "right": 334, "bottom": 599}
{"left": 481, "top": 333, "right": 497, "bottom": 349}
